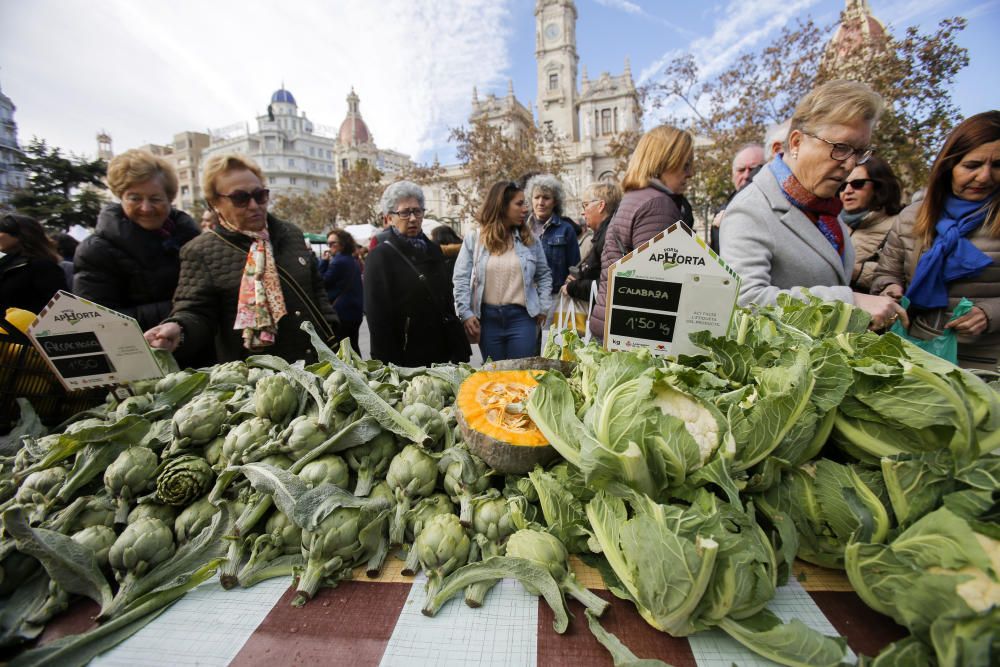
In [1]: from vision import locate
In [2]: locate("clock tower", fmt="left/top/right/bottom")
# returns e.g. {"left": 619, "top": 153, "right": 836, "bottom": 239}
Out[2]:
{"left": 535, "top": 0, "right": 579, "bottom": 142}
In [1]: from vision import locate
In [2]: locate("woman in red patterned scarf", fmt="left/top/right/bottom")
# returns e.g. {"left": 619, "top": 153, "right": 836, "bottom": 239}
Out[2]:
{"left": 143, "top": 154, "right": 338, "bottom": 363}
{"left": 720, "top": 80, "right": 907, "bottom": 331}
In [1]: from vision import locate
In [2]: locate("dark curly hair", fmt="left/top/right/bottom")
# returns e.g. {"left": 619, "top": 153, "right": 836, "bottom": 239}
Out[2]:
{"left": 327, "top": 228, "right": 357, "bottom": 256}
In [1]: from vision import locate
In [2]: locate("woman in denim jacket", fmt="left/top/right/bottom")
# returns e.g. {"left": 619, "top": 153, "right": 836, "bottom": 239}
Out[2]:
{"left": 453, "top": 181, "right": 553, "bottom": 361}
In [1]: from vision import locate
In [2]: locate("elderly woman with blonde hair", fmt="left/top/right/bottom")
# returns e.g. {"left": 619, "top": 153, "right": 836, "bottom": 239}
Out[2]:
{"left": 563, "top": 180, "right": 622, "bottom": 305}
{"left": 589, "top": 125, "right": 695, "bottom": 339}
{"left": 143, "top": 153, "right": 338, "bottom": 363}
{"left": 74, "top": 149, "right": 200, "bottom": 331}
{"left": 720, "top": 79, "right": 907, "bottom": 330}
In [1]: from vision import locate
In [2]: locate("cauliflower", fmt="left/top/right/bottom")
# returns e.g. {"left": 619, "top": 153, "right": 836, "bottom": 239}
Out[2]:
{"left": 652, "top": 385, "right": 719, "bottom": 464}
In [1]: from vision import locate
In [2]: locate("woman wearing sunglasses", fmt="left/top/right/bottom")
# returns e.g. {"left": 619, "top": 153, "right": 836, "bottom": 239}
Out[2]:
{"left": 74, "top": 150, "right": 200, "bottom": 332}
{"left": 143, "top": 153, "right": 338, "bottom": 363}
{"left": 720, "top": 80, "right": 906, "bottom": 330}
{"left": 871, "top": 111, "right": 1000, "bottom": 370}
{"left": 838, "top": 155, "right": 903, "bottom": 292}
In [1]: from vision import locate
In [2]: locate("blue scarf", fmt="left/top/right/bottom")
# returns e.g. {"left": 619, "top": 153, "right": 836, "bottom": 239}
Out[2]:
{"left": 905, "top": 195, "right": 994, "bottom": 310}
{"left": 389, "top": 225, "right": 429, "bottom": 252}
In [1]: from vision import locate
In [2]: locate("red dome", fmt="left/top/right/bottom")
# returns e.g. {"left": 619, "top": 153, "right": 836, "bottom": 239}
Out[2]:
{"left": 338, "top": 117, "right": 371, "bottom": 145}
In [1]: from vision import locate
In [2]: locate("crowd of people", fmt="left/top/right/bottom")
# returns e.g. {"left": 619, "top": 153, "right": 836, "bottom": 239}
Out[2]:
{"left": 1, "top": 79, "right": 997, "bottom": 372}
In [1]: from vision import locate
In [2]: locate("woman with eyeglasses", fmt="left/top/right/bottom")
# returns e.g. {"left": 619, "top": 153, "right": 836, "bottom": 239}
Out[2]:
{"left": 871, "top": 111, "right": 1000, "bottom": 370}
{"left": 0, "top": 214, "right": 67, "bottom": 313}
{"left": 562, "top": 181, "right": 623, "bottom": 303}
{"left": 319, "top": 229, "right": 364, "bottom": 355}
{"left": 73, "top": 150, "right": 200, "bottom": 330}
{"left": 720, "top": 80, "right": 907, "bottom": 330}
{"left": 453, "top": 181, "right": 552, "bottom": 361}
{"left": 837, "top": 155, "right": 903, "bottom": 292}
{"left": 143, "top": 153, "right": 338, "bottom": 364}
{"left": 364, "top": 180, "right": 471, "bottom": 366}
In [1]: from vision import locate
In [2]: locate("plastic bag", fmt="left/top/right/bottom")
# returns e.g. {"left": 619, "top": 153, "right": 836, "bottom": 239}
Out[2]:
{"left": 889, "top": 296, "right": 974, "bottom": 365}
{"left": 554, "top": 292, "right": 589, "bottom": 336}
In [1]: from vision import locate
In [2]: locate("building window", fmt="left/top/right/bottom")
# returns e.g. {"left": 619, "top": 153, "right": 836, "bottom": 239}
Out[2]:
{"left": 614, "top": 108, "right": 619, "bottom": 133}
{"left": 181, "top": 185, "right": 189, "bottom": 195}
{"left": 449, "top": 193, "right": 459, "bottom": 206}
{"left": 290, "top": 177, "right": 297, "bottom": 185}
{"left": 266, "top": 158, "right": 275, "bottom": 168}
{"left": 341, "top": 159, "right": 348, "bottom": 171}
{"left": 288, "top": 158, "right": 295, "bottom": 167}
{"left": 548, "top": 73, "right": 558, "bottom": 91}
{"left": 312, "top": 179, "right": 318, "bottom": 187}
{"left": 309, "top": 146, "right": 315, "bottom": 156}
{"left": 326, "top": 150, "right": 332, "bottom": 159}
{"left": 601, "top": 109, "right": 612, "bottom": 135}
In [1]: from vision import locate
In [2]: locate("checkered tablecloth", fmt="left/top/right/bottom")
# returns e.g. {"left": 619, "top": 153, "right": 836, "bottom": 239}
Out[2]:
{"left": 34, "top": 558, "right": 906, "bottom": 666}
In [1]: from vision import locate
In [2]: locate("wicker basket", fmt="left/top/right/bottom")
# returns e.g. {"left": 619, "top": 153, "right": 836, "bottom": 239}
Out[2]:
{"left": 0, "top": 315, "right": 107, "bottom": 433}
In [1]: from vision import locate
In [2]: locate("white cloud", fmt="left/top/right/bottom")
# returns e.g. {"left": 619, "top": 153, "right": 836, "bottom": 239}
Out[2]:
{"left": 0, "top": 0, "right": 514, "bottom": 162}
{"left": 592, "top": 0, "right": 693, "bottom": 36}
{"left": 594, "top": 0, "right": 643, "bottom": 14}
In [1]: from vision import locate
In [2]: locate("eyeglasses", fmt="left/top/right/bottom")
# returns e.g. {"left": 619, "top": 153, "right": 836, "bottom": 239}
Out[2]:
{"left": 217, "top": 188, "right": 270, "bottom": 207}
{"left": 838, "top": 178, "right": 878, "bottom": 192}
{"left": 328, "top": 240, "right": 340, "bottom": 246}
{"left": 581, "top": 200, "right": 602, "bottom": 208}
{"left": 389, "top": 208, "right": 425, "bottom": 219}
{"left": 801, "top": 132, "right": 874, "bottom": 164}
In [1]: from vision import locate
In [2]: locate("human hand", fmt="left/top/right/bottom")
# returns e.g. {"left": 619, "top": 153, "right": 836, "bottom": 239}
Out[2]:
{"left": 945, "top": 305, "right": 988, "bottom": 336}
{"left": 144, "top": 322, "right": 183, "bottom": 352}
{"left": 535, "top": 314, "right": 547, "bottom": 327}
{"left": 880, "top": 283, "right": 904, "bottom": 300}
{"left": 854, "top": 293, "right": 909, "bottom": 330}
{"left": 322, "top": 250, "right": 332, "bottom": 260}
{"left": 559, "top": 283, "right": 569, "bottom": 296}
{"left": 463, "top": 316, "right": 481, "bottom": 344}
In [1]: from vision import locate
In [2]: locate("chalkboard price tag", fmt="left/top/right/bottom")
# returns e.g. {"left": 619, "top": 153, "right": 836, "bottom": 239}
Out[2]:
{"left": 604, "top": 222, "right": 740, "bottom": 357}
{"left": 27, "top": 291, "right": 164, "bottom": 391}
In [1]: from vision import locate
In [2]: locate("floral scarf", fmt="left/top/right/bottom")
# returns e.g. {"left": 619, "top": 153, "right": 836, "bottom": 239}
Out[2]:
{"left": 769, "top": 156, "right": 845, "bottom": 256}
{"left": 218, "top": 216, "right": 287, "bottom": 350}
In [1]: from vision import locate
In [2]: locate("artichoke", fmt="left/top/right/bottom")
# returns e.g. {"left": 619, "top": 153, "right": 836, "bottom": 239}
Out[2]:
{"left": 15, "top": 467, "right": 67, "bottom": 523}
{"left": 258, "top": 453, "right": 294, "bottom": 469}
{"left": 171, "top": 394, "right": 228, "bottom": 449}
{"left": 222, "top": 417, "right": 273, "bottom": 466}
{"left": 414, "top": 513, "right": 471, "bottom": 602}
{"left": 254, "top": 374, "right": 298, "bottom": 424}
{"left": 155, "top": 370, "right": 193, "bottom": 394}
{"left": 440, "top": 448, "right": 491, "bottom": 526}
{"left": 246, "top": 367, "right": 273, "bottom": 386}
{"left": 401, "top": 403, "right": 451, "bottom": 450}
{"left": 298, "top": 455, "right": 350, "bottom": 489}
{"left": 264, "top": 510, "right": 302, "bottom": 554}
{"left": 345, "top": 432, "right": 398, "bottom": 497}
{"left": 386, "top": 444, "right": 439, "bottom": 544}
{"left": 105, "top": 446, "right": 159, "bottom": 524}
{"left": 321, "top": 370, "right": 356, "bottom": 416}
{"left": 203, "top": 435, "right": 225, "bottom": 468}
{"left": 127, "top": 502, "right": 176, "bottom": 526}
{"left": 210, "top": 360, "right": 249, "bottom": 386}
{"left": 108, "top": 517, "right": 176, "bottom": 586}
{"left": 402, "top": 376, "right": 452, "bottom": 410}
{"left": 71, "top": 525, "right": 117, "bottom": 568}
{"left": 294, "top": 506, "right": 362, "bottom": 606}
{"left": 402, "top": 493, "right": 454, "bottom": 575}
{"left": 155, "top": 455, "right": 214, "bottom": 506}
{"left": 174, "top": 495, "right": 219, "bottom": 543}
{"left": 505, "top": 529, "right": 607, "bottom": 617}
{"left": 114, "top": 394, "right": 155, "bottom": 419}
{"left": 464, "top": 493, "right": 517, "bottom": 606}
{"left": 46, "top": 493, "right": 116, "bottom": 534}
{"left": 280, "top": 415, "right": 327, "bottom": 460}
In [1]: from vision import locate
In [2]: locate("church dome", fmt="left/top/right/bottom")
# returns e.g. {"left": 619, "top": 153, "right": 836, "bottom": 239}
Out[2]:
{"left": 337, "top": 88, "right": 372, "bottom": 145}
{"left": 270, "top": 88, "right": 297, "bottom": 105}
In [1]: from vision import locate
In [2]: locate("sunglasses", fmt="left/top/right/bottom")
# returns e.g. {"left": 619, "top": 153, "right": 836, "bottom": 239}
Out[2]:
{"left": 838, "top": 178, "right": 877, "bottom": 192}
{"left": 217, "top": 188, "right": 270, "bottom": 208}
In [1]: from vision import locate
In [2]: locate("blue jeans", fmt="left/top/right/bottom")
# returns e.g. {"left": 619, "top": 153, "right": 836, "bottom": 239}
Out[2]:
{"left": 479, "top": 304, "right": 539, "bottom": 362}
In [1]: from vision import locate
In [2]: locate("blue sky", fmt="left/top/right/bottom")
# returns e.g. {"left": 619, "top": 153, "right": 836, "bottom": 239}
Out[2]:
{"left": 0, "top": 0, "right": 995, "bottom": 167}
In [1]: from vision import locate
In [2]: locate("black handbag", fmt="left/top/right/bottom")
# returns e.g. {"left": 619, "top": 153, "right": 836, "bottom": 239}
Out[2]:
{"left": 385, "top": 241, "right": 472, "bottom": 363}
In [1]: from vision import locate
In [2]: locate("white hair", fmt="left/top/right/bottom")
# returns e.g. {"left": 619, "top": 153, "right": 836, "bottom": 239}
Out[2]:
{"left": 379, "top": 180, "right": 425, "bottom": 216}
{"left": 524, "top": 173, "right": 565, "bottom": 217}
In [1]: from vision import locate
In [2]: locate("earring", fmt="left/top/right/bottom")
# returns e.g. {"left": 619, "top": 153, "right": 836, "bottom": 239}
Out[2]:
{"left": 792, "top": 150, "right": 799, "bottom": 159}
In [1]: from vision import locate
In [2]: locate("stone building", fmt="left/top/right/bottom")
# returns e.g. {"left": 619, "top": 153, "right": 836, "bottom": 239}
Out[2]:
{"left": 0, "top": 80, "right": 26, "bottom": 205}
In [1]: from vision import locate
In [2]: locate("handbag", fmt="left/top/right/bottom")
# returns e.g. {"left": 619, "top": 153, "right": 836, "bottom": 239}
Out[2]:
{"left": 384, "top": 241, "right": 472, "bottom": 363}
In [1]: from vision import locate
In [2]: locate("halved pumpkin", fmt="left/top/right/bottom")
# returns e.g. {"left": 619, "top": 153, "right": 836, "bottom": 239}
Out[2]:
{"left": 456, "top": 369, "right": 557, "bottom": 474}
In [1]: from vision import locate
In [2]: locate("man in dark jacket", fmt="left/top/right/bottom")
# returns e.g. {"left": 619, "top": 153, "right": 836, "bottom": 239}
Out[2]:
{"left": 364, "top": 181, "right": 470, "bottom": 366}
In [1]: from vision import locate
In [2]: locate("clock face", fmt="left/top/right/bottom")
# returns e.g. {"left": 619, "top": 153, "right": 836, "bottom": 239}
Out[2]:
{"left": 545, "top": 22, "right": 560, "bottom": 40}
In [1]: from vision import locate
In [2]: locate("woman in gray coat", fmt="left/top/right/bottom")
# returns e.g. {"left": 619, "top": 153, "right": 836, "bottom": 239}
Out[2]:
{"left": 720, "top": 80, "right": 906, "bottom": 330}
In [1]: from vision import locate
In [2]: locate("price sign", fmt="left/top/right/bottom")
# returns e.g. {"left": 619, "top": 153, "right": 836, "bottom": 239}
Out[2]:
{"left": 604, "top": 222, "right": 741, "bottom": 357}
{"left": 28, "top": 291, "right": 164, "bottom": 391}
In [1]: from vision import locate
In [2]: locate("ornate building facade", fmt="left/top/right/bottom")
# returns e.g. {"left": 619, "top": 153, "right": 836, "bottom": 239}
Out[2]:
{"left": 423, "top": 0, "right": 641, "bottom": 222}
{"left": 0, "top": 80, "right": 26, "bottom": 206}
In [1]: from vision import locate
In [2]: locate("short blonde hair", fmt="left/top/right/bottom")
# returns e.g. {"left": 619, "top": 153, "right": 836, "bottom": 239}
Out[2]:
{"left": 201, "top": 153, "right": 266, "bottom": 203}
{"left": 107, "top": 149, "right": 179, "bottom": 201}
{"left": 583, "top": 181, "right": 623, "bottom": 213}
{"left": 622, "top": 125, "right": 693, "bottom": 192}
{"left": 790, "top": 80, "right": 884, "bottom": 135}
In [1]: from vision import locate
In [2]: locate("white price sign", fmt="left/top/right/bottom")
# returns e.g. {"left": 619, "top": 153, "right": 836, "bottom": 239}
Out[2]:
{"left": 604, "top": 222, "right": 741, "bottom": 357}
{"left": 27, "top": 291, "right": 164, "bottom": 391}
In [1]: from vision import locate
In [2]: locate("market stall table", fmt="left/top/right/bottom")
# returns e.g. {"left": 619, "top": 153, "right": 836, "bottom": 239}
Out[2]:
{"left": 31, "top": 558, "right": 906, "bottom": 666}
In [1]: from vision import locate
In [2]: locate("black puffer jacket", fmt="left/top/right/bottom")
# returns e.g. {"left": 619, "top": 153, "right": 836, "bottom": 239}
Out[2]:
{"left": 73, "top": 204, "right": 200, "bottom": 330}
{"left": 167, "top": 216, "right": 339, "bottom": 364}
{"left": 566, "top": 216, "right": 613, "bottom": 302}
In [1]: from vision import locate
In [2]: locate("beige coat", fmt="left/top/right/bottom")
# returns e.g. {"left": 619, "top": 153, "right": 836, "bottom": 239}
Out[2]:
{"left": 870, "top": 202, "right": 1000, "bottom": 370}
{"left": 847, "top": 210, "right": 895, "bottom": 292}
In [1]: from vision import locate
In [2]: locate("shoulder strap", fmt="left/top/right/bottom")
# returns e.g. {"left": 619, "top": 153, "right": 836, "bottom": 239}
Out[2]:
{"left": 209, "top": 230, "right": 336, "bottom": 340}
{"left": 384, "top": 240, "right": 454, "bottom": 321}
